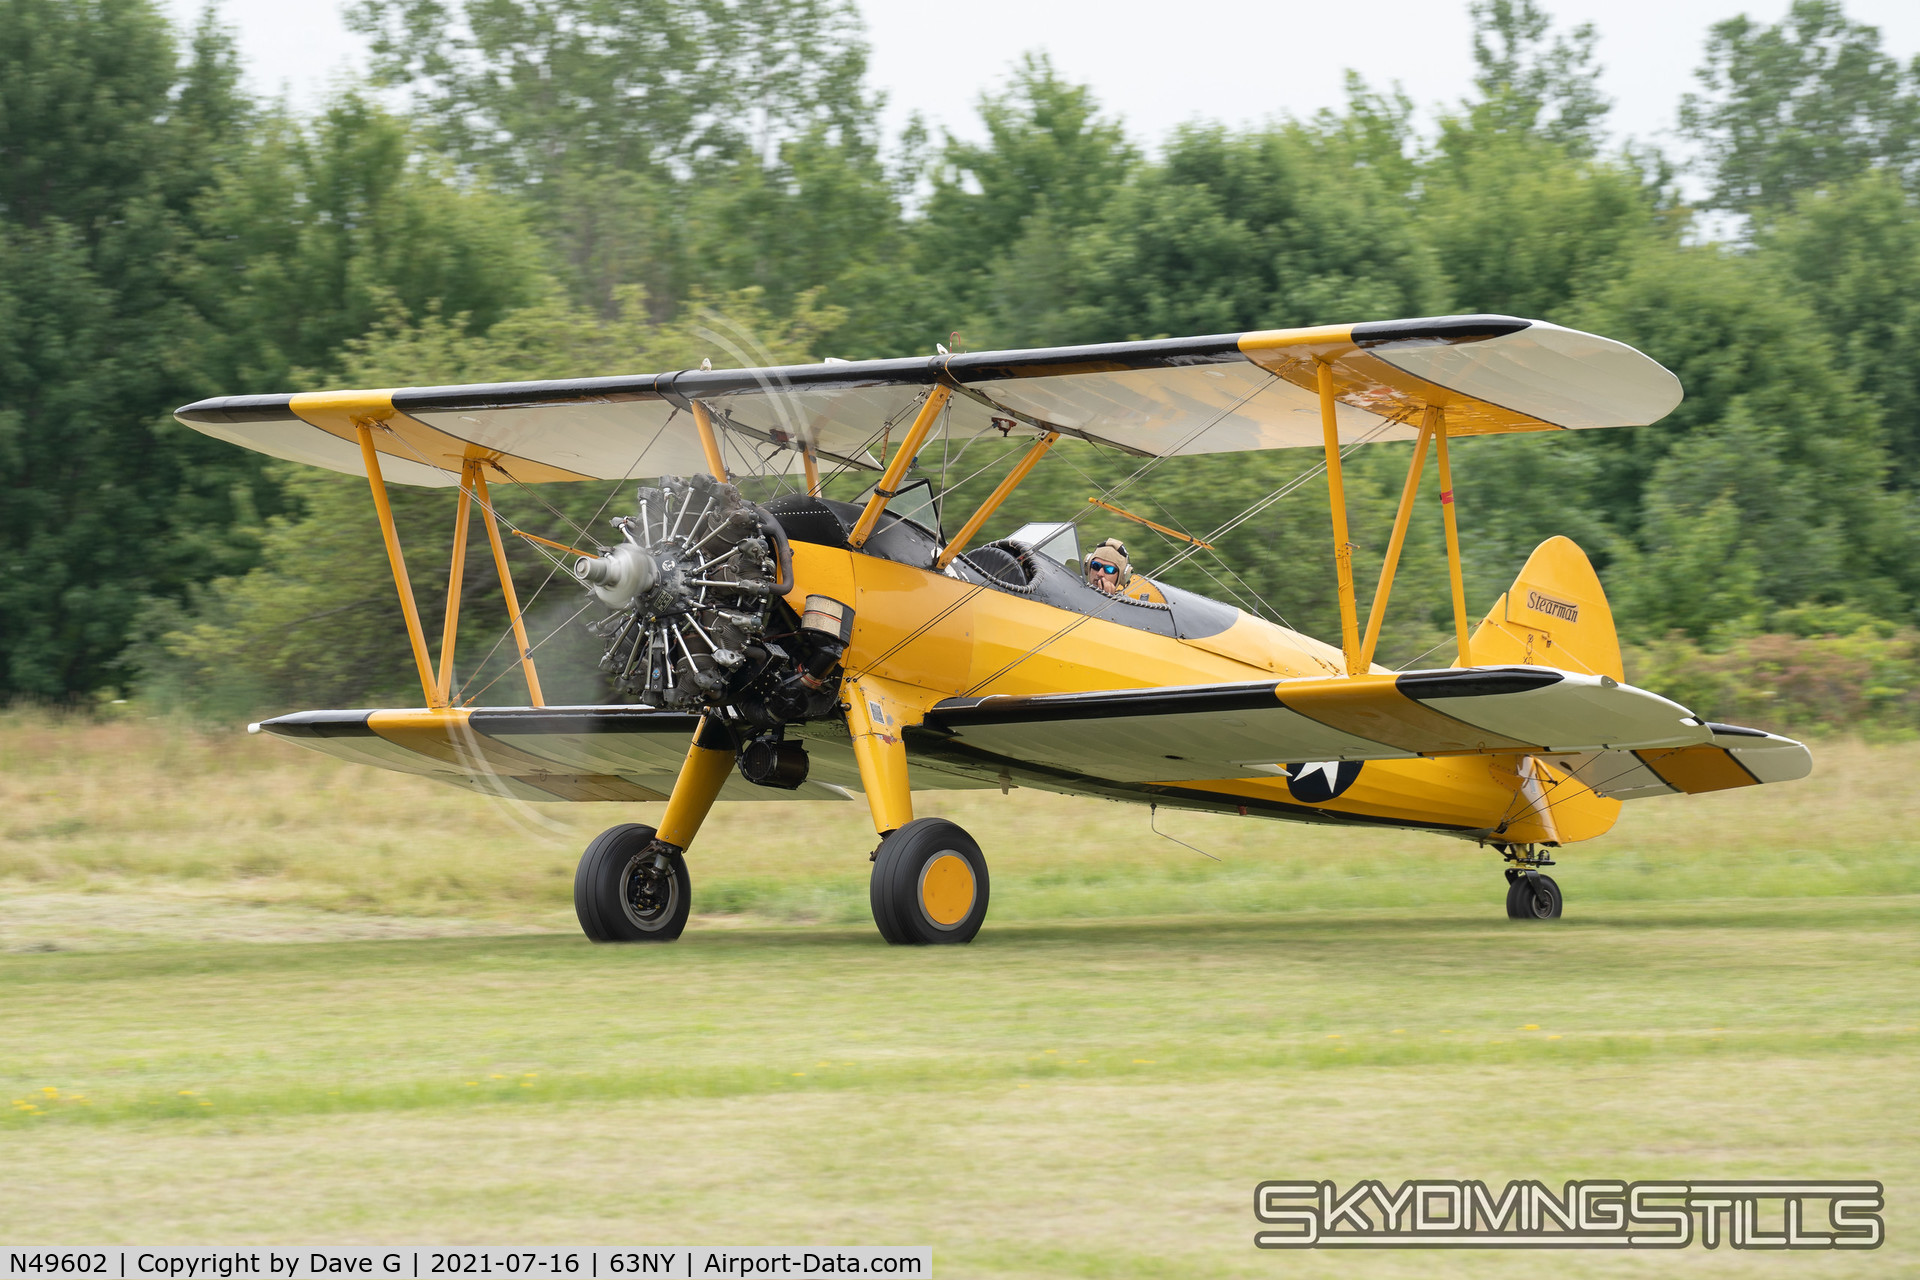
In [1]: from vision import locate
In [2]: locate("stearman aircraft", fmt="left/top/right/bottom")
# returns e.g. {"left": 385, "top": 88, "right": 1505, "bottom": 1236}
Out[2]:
{"left": 175, "top": 314, "right": 1813, "bottom": 944}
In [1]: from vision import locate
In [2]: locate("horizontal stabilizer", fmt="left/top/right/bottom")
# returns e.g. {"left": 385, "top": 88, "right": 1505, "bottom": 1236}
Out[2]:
{"left": 1538, "top": 722, "right": 1813, "bottom": 800}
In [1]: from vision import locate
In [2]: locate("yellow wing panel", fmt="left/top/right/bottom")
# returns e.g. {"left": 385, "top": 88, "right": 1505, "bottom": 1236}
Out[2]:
{"left": 289, "top": 391, "right": 595, "bottom": 485}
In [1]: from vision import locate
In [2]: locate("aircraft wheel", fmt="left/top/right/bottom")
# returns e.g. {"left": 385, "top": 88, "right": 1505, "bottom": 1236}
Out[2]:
{"left": 1505, "top": 871, "right": 1563, "bottom": 920}
{"left": 869, "top": 818, "right": 989, "bottom": 945}
{"left": 574, "top": 823, "right": 691, "bottom": 942}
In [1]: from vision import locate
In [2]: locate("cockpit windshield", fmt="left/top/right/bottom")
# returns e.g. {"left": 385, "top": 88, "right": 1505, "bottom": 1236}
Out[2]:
{"left": 857, "top": 476, "right": 942, "bottom": 540}
{"left": 1005, "top": 521, "right": 1078, "bottom": 566}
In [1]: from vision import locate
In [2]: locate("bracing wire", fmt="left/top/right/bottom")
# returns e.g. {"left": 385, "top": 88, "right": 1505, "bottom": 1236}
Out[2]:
{"left": 957, "top": 416, "right": 1403, "bottom": 695}
{"left": 1050, "top": 441, "right": 1297, "bottom": 629}
{"left": 460, "top": 599, "right": 598, "bottom": 704}
{"left": 854, "top": 379, "right": 1283, "bottom": 680}
{"left": 361, "top": 409, "right": 676, "bottom": 705}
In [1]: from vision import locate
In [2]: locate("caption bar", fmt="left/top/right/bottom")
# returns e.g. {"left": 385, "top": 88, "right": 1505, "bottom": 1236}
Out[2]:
{"left": 3, "top": 1251, "right": 930, "bottom": 1279}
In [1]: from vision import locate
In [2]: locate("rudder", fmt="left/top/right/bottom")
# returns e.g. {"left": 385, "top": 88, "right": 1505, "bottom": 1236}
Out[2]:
{"left": 1467, "top": 536, "right": 1623, "bottom": 681}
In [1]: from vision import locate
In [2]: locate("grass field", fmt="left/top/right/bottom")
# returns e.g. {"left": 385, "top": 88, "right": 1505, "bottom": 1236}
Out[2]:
{"left": 2, "top": 712, "right": 1916, "bottom": 1275}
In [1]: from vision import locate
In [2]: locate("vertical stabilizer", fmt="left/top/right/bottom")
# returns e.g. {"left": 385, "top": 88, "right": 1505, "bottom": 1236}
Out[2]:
{"left": 1468, "top": 536, "right": 1623, "bottom": 681}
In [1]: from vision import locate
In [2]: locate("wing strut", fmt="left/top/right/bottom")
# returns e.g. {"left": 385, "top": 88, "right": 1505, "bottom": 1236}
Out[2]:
{"left": 356, "top": 421, "right": 441, "bottom": 706}
{"left": 1433, "top": 406, "right": 1474, "bottom": 667}
{"left": 1317, "top": 360, "right": 1362, "bottom": 676}
{"left": 849, "top": 386, "right": 953, "bottom": 548}
{"left": 801, "top": 439, "right": 822, "bottom": 497}
{"left": 472, "top": 466, "right": 545, "bottom": 706}
{"left": 934, "top": 431, "right": 1060, "bottom": 570}
{"left": 1359, "top": 410, "right": 1435, "bottom": 669}
{"left": 435, "top": 461, "right": 476, "bottom": 706}
{"left": 690, "top": 400, "right": 729, "bottom": 482}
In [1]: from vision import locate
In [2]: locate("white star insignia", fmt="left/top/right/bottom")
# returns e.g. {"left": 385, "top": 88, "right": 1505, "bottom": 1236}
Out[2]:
{"left": 1293, "top": 761, "right": 1344, "bottom": 789}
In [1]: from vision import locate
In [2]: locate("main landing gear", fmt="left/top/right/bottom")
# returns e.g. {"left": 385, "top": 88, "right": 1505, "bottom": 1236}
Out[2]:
{"left": 869, "top": 818, "right": 991, "bottom": 945}
{"left": 1499, "top": 844, "right": 1563, "bottom": 920}
{"left": 574, "top": 823, "right": 692, "bottom": 942}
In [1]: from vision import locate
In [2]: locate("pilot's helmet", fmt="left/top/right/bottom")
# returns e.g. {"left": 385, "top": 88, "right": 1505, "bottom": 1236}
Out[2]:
{"left": 1085, "top": 538, "right": 1132, "bottom": 590}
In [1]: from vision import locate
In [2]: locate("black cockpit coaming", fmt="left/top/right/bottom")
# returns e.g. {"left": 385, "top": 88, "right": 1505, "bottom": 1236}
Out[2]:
{"left": 763, "top": 495, "right": 1238, "bottom": 641}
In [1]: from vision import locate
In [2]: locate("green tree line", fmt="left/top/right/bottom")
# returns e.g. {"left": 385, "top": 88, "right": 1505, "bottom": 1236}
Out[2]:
{"left": 6, "top": 0, "right": 1920, "bottom": 728}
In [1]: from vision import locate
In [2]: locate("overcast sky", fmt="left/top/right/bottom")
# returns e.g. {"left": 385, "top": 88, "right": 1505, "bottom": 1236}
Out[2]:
{"left": 161, "top": 0, "right": 1920, "bottom": 159}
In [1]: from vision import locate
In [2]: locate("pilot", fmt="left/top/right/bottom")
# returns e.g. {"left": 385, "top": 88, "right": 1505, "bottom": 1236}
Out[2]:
{"left": 1084, "top": 538, "right": 1132, "bottom": 595}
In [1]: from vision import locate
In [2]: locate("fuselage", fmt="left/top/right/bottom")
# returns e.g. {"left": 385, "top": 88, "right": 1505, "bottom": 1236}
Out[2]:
{"left": 781, "top": 516, "right": 1613, "bottom": 846}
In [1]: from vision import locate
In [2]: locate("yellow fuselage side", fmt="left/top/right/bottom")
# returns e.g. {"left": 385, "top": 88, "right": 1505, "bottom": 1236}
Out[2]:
{"left": 790, "top": 540, "right": 1617, "bottom": 845}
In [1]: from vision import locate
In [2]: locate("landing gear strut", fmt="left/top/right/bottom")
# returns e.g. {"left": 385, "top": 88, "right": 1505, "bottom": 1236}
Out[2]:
{"left": 1498, "top": 844, "right": 1563, "bottom": 920}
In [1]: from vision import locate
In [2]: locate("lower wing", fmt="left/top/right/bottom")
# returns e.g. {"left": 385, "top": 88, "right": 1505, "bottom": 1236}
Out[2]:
{"left": 910, "top": 665, "right": 1811, "bottom": 793}
{"left": 250, "top": 706, "right": 889, "bottom": 802}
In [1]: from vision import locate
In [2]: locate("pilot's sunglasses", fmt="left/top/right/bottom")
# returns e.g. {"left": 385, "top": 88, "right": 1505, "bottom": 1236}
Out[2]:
{"left": 1095, "top": 564, "right": 1119, "bottom": 575}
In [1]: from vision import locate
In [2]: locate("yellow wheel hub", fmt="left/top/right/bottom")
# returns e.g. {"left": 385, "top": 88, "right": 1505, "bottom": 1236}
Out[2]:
{"left": 918, "top": 852, "right": 976, "bottom": 928}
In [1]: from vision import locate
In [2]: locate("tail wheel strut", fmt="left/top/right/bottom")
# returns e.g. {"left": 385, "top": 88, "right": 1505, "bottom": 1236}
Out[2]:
{"left": 1499, "top": 843, "right": 1563, "bottom": 920}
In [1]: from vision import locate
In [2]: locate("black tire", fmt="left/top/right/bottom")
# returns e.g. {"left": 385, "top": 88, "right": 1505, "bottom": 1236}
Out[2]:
{"left": 574, "top": 823, "right": 691, "bottom": 942}
{"left": 1507, "top": 871, "right": 1563, "bottom": 920}
{"left": 1504, "top": 873, "right": 1529, "bottom": 919}
{"left": 869, "top": 818, "right": 989, "bottom": 945}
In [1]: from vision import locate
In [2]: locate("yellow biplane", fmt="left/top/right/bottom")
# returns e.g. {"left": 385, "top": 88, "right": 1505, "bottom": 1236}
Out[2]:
{"left": 176, "top": 314, "right": 1811, "bottom": 943}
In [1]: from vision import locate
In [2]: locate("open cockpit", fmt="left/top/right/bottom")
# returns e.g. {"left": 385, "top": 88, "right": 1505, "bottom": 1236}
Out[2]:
{"left": 763, "top": 494, "right": 1239, "bottom": 642}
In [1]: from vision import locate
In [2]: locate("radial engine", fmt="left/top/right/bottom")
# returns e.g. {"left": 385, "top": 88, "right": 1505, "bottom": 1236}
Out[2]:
{"left": 572, "top": 476, "right": 852, "bottom": 787}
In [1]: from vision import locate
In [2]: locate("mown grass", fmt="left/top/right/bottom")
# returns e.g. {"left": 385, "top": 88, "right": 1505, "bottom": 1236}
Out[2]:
{"left": 3, "top": 905, "right": 1915, "bottom": 1273}
{"left": 1, "top": 712, "right": 1916, "bottom": 1274}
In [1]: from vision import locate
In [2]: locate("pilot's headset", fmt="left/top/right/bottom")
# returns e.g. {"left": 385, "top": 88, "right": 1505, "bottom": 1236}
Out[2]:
{"left": 1085, "top": 538, "right": 1133, "bottom": 589}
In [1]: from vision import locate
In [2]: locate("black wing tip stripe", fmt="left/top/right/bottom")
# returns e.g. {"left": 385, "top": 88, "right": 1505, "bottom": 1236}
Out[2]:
{"left": 176, "top": 394, "right": 298, "bottom": 425}
{"left": 1351, "top": 314, "right": 1531, "bottom": 347}
{"left": 1705, "top": 721, "right": 1770, "bottom": 739}
{"left": 257, "top": 709, "right": 375, "bottom": 738}
{"left": 1395, "top": 667, "right": 1564, "bottom": 700}
{"left": 925, "top": 682, "right": 1282, "bottom": 730}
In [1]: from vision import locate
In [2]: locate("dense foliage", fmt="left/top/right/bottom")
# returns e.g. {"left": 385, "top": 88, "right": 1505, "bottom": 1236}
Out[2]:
{"left": 5, "top": 0, "right": 1920, "bottom": 731}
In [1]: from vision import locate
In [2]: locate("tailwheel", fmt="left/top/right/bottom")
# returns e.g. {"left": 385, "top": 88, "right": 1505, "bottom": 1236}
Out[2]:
{"left": 574, "top": 823, "right": 692, "bottom": 942}
{"left": 869, "top": 817, "right": 990, "bottom": 945}
{"left": 1501, "top": 845, "right": 1563, "bottom": 919}
{"left": 1504, "top": 869, "right": 1564, "bottom": 919}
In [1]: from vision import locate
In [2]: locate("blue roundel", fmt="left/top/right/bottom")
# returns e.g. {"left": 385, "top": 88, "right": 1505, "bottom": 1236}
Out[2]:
{"left": 1283, "top": 760, "right": 1363, "bottom": 803}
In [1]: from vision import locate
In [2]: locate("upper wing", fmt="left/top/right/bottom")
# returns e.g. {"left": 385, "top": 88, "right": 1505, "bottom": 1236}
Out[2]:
{"left": 907, "top": 666, "right": 1807, "bottom": 789}
{"left": 174, "top": 315, "right": 1682, "bottom": 487}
